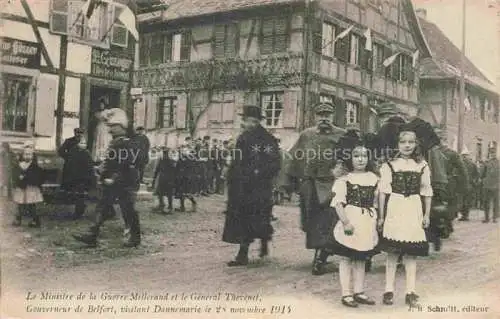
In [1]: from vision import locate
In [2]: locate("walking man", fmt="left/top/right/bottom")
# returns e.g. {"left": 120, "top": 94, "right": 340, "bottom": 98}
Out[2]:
{"left": 132, "top": 126, "right": 150, "bottom": 184}
{"left": 285, "top": 102, "right": 345, "bottom": 275}
{"left": 73, "top": 108, "right": 141, "bottom": 248}
{"left": 222, "top": 105, "right": 281, "bottom": 266}
{"left": 460, "top": 149, "right": 478, "bottom": 221}
{"left": 482, "top": 146, "right": 499, "bottom": 223}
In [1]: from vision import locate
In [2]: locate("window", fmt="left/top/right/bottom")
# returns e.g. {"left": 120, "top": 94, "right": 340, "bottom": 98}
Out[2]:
{"left": 49, "top": 0, "right": 129, "bottom": 47}
{"left": 261, "top": 16, "right": 288, "bottom": 55}
{"left": 335, "top": 27, "right": 350, "bottom": 62}
{"left": 141, "top": 32, "right": 190, "bottom": 65}
{"left": 2, "top": 74, "right": 31, "bottom": 132}
{"left": 158, "top": 97, "right": 177, "bottom": 128}
{"left": 210, "top": 92, "right": 235, "bottom": 123}
{"left": 349, "top": 34, "right": 360, "bottom": 65}
{"left": 345, "top": 100, "right": 360, "bottom": 125}
{"left": 139, "top": 34, "right": 150, "bottom": 66}
{"left": 150, "top": 33, "right": 165, "bottom": 65}
{"left": 372, "top": 43, "right": 384, "bottom": 73}
{"left": 479, "top": 97, "right": 486, "bottom": 121}
{"left": 214, "top": 24, "right": 238, "bottom": 58}
{"left": 322, "top": 23, "right": 336, "bottom": 57}
{"left": 180, "top": 31, "right": 191, "bottom": 61}
{"left": 111, "top": 5, "right": 129, "bottom": 47}
{"left": 261, "top": 92, "right": 284, "bottom": 128}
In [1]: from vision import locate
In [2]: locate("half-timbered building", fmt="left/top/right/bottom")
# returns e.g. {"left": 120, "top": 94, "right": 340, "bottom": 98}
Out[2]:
{"left": 134, "top": 0, "right": 430, "bottom": 149}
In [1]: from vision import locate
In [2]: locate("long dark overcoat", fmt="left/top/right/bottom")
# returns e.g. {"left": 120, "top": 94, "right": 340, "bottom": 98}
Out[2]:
{"left": 285, "top": 126, "right": 345, "bottom": 249}
{"left": 60, "top": 148, "right": 94, "bottom": 194}
{"left": 222, "top": 125, "right": 281, "bottom": 244}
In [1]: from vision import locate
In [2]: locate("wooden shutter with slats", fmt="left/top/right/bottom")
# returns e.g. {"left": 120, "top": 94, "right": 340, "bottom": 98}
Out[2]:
{"left": 283, "top": 89, "right": 299, "bottom": 128}
{"left": 34, "top": 77, "right": 57, "bottom": 137}
{"left": 176, "top": 93, "right": 187, "bottom": 129}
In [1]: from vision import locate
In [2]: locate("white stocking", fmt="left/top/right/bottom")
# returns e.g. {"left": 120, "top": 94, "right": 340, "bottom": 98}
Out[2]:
{"left": 385, "top": 253, "right": 398, "bottom": 293}
{"left": 339, "top": 257, "right": 352, "bottom": 296}
{"left": 353, "top": 260, "right": 366, "bottom": 294}
{"left": 404, "top": 255, "right": 417, "bottom": 294}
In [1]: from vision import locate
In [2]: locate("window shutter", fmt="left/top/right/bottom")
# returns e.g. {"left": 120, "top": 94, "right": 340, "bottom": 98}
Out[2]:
{"left": 111, "top": 5, "right": 128, "bottom": 47}
{"left": 384, "top": 47, "right": 392, "bottom": 78}
{"left": 139, "top": 34, "right": 150, "bottom": 66}
{"left": 334, "top": 96, "right": 345, "bottom": 127}
{"left": 176, "top": 93, "right": 187, "bottom": 129}
{"left": 214, "top": 25, "right": 226, "bottom": 58}
{"left": 34, "top": 77, "right": 57, "bottom": 137}
{"left": 274, "top": 16, "right": 288, "bottom": 53}
{"left": 283, "top": 89, "right": 299, "bottom": 128}
{"left": 150, "top": 33, "right": 165, "bottom": 65}
{"left": 222, "top": 101, "right": 235, "bottom": 122}
{"left": 261, "top": 17, "right": 274, "bottom": 54}
{"left": 50, "top": 0, "right": 69, "bottom": 34}
{"left": 134, "top": 96, "right": 146, "bottom": 128}
{"left": 226, "top": 24, "right": 238, "bottom": 57}
{"left": 164, "top": 34, "right": 173, "bottom": 62}
{"left": 180, "top": 31, "right": 191, "bottom": 61}
{"left": 172, "top": 34, "right": 182, "bottom": 62}
{"left": 145, "top": 94, "right": 157, "bottom": 129}
{"left": 313, "top": 20, "right": 323, "bottom": 53}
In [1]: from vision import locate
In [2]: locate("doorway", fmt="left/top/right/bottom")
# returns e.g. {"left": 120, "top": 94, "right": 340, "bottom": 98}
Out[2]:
{"left": 87, "top": 85, "right": 121, "bottom": 155}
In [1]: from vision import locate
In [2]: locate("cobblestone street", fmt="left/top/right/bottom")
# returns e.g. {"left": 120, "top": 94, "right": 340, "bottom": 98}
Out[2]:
{"left": 1, "top": 195, "right": 499, "bottom": 318}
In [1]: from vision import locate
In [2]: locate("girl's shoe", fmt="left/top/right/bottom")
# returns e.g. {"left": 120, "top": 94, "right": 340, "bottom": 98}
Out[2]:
{"left": 341, "top": 296, "right": 358, "bottom": 308}
{"left": 382, "top": 292, "right": 394, "bottom": 305}
{"left": 405, "top": 292, "right": 420, "bottom": 307}
{"left": 353, "top": 293, "right": 376, "bottom": 305}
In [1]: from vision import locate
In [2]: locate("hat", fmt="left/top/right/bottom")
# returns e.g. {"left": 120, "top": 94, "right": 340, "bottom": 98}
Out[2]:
{"left": 238, "top": 105, "right": 264, "bottom": 119}
{"left": 203, "top": 135, "right": 210, "bottom": 140}
{"left": 461, "top": 149, "right": 470, "bottom": 155}
{"left": 314, "top": 102, "right": 335, "bottom": 115}
{"left": 136, "top": 126, "right": 145, "bottom": 131}
{"left": 377, "top": 102, "right": 399, "bottom": 116}
{"left": 74, "top": 127, "right": 84, "bottom": 134}
{"left": 105, "top": 108, "right": 128, "bottom": 128}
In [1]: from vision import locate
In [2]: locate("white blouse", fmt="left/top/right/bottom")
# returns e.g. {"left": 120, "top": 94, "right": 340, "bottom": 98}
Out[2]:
{"left": 379, "top": 158, "right": 433, "bottom": 197}
{"left": 330, "top": 172, "right": 379, "bottom": 207}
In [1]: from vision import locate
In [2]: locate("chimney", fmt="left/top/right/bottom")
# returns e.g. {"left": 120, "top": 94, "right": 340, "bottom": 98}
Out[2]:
{"left": 416, "top": 8, "right": 427, "bottom": 19}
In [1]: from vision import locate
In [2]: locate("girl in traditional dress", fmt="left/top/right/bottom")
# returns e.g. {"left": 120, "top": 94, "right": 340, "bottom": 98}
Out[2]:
{"left": 92, "top": 98, "right": 113, "bottom": 163}
{"left": 378, "top": 122, "right": 433, "bottom": 307}
{"left": 330, "top": 133, "right": 379, "bottom": 308}
{"left": 11, "top": 145, "right": 44, "bottom": 228}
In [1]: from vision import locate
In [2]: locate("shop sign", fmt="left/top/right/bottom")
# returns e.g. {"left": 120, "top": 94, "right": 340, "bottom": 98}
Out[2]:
{"left": 91, "top": 47, "right": 133, "bottom": 82}
{"left": 1, "top": 37, "right": 41, "bottom": 69}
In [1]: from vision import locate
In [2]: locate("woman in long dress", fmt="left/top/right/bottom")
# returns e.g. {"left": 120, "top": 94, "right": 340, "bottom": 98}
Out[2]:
{"left": 92, "top": 99, "right": 113, "bottom": 163}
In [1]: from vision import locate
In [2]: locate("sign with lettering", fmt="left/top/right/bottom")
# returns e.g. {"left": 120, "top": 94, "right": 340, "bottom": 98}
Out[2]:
{"left": 1, "top": 37, "right": 41, "bottom": 69}
{"left": 91, "top": 48, "right": 133, "bottom": 82}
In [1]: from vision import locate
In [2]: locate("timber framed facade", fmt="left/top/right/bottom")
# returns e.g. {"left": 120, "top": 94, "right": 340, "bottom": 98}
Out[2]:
{"left": 1, "top": 0, "right": 136, "bottom": 156}
{"left": 135, "top": 0, "right": 430, "bottom": 149}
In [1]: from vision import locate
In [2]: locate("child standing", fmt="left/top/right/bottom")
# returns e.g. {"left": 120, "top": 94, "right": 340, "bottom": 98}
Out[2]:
{"left": 11, "top": 145, "right": 45, "bottom": 228}
{"left": 378, "top": 123, "right": 433, "bottom": 307}
{"left": 330, "top": 134, "right": 379, "bottom": 308}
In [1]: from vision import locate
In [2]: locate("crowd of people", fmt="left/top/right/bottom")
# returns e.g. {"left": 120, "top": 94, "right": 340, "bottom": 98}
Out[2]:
{"left": 1, "top": 100, "right": 499, "bottom": 308}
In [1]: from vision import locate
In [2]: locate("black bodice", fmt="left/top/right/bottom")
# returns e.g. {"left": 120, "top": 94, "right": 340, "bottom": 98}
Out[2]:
{"left": 389, "top": 163, "right": 423, "bottom": 197}
{"left": 345, "top": 181, "right": 377, "bottom": 208}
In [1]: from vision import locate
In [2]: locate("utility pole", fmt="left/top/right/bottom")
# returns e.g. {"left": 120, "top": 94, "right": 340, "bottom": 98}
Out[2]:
{"left": 457, "top": 0, "right": 466, "bottom": 154}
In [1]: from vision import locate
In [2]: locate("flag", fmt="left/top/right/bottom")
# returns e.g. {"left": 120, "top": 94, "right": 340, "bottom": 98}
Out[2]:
{"left": 412, "top": 50, "right": 419, "bottom": 67}
{"left": 383, "top": 52, "right": 400, "bottom": 67}
{"left": 464, "top": 96, "right": 471, "bottom": 112}
{"left": 335, "top": 25, "right": 354, "bottom": 42}
{"left": 117, "top": 6, "right": 138, "bottom": 40}
{"left": 364, "top": 28, "right": 372, "bottom": 51}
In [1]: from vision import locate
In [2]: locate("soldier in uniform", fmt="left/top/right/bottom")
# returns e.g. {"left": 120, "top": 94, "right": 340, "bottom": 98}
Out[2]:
{"left": 460, "top": 149, "right": 478, "bottom": 221}
{"left": 73, "top": 108, "right": 141, "bottom": 248}
{"left": 434, "top": 127, "right": 469, "bottom": 237}
{"left": 375, "top": 102, "right": 408, "bottom": 130}
{"left": 285, "top": 102, "right": 345, "bottom": 275}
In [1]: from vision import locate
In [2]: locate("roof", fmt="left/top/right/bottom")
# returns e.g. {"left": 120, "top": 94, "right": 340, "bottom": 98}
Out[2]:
{"left": 139, "top": 0, "right": 301, "bottom": 22}
{"left": 418, "top": 17, "right": 495, "bottom": 91}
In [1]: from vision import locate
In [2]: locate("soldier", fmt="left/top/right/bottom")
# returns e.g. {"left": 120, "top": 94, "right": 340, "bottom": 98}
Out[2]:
{"left": 434, "top": 128, "right": 469, "bottom": 237}
{"left": 285, "top": 102, "right": 345, "bottom": 275}
{"left": 222, "top": 105, "right": 281, "bottom": 266}
{"left": 482, "top": 147, "right": 499, "bottom": 223}
{"left": 72, "top": 108, "right": 141, "bottom": 248}
{"left": 375, "top": 102, "right": 408, "bottom": 129}
{"left": 460, "top": 149, "right": 478, "bottom": 221}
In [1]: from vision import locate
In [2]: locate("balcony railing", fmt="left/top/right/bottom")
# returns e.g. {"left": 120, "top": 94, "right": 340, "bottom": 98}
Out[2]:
{"left": 134, "top": 53, "right": 304, "bottom": 92}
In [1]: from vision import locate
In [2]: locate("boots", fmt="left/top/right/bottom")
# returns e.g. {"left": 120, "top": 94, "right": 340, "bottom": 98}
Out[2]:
{"left": 27, "top": 205, "right": 40, "bottom": 228}
{"left": 312, "top": 249, "right": 328, "bottom": 275}
{"left": 123, "top": 233, "right": 141, "bottom": 248}
{"left": 227, "top": 244, "right": 249, "bottom": 266}
{"left": 259, "top": 240, "right": 269, "bottom": 258}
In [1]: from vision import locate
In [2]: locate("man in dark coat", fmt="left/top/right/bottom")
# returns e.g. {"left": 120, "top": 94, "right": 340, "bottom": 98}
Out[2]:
{"left": 73, "top": 108, "right": 141, "bottom": 248}
{"left": 132, "top": 126, "right": 150, "bottom": 184}
{"left": 482, "top": 147, "right": 499, "bottom": 223}
{"left": 435, "top": 128, "right": 469, "bottom": 237}
{"left": 460, "top": 150, "right": 478, "bottom": 221}
{"left": 222, "top": 105, "right": 281, "bottom": 266}
{"left": 59, "top": 127, "right": 84, "bottom": 185}
{"left": 284, "top": 102, "right": 345, "bottom": 275}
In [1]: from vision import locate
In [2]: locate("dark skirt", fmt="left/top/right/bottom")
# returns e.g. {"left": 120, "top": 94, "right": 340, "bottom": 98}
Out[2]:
{"left": 378, "top": 237, "right": 429, "bottom": 257}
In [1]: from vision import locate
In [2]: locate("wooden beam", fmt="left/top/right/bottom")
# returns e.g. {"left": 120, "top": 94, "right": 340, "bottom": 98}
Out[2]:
{"left": 20, "top": 0, "right": 54, "bottom": 69}
{"left": 55, "top": 36, "right": 68, "bottom": 149}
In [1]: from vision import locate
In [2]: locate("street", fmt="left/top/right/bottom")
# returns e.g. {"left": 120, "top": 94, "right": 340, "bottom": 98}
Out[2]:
{"left": 1, "top": 194, "right": 499, "bottom": 318}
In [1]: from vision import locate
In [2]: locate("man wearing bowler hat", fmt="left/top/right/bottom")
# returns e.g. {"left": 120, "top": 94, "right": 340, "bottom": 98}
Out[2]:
{"left": 285, "top": 102, "right": 345, "bottom": 275}
{"left": 222, "top": 104, "right": 281, "bottom": 266}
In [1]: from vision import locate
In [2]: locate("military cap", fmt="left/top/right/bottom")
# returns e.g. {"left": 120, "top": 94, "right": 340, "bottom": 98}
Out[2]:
{"left": 314, "top": 102, "right": 335, "bottom": 115}
{"left": 376, "top": 102, "right": 399, "bottom": 116}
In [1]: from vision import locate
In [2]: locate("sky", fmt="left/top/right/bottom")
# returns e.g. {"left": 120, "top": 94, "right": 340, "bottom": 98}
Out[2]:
{"left": 412, "top": 0, "right": 499, "bottom": 88}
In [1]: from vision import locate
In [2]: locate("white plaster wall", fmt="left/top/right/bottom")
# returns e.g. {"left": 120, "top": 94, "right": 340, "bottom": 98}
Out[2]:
{"left": 34, "top": 72, "right": 59, "bottom": 151}
{"left": 39, "top": 28, "right": 61, "bottom": 68}
{"left": 1, "top": 20, "right": 37, "bottom": 42}
{"left": 62, "top": 118, "right": 80, "bottom": 141}
{"left": 3, "top": 0, "right": 50, "bottom": 23}
{"left": 64, "top": 76, "right": 81, "bottom": 113}
{"left": 66, "top": 42, "right": 92, "bottom": 74}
